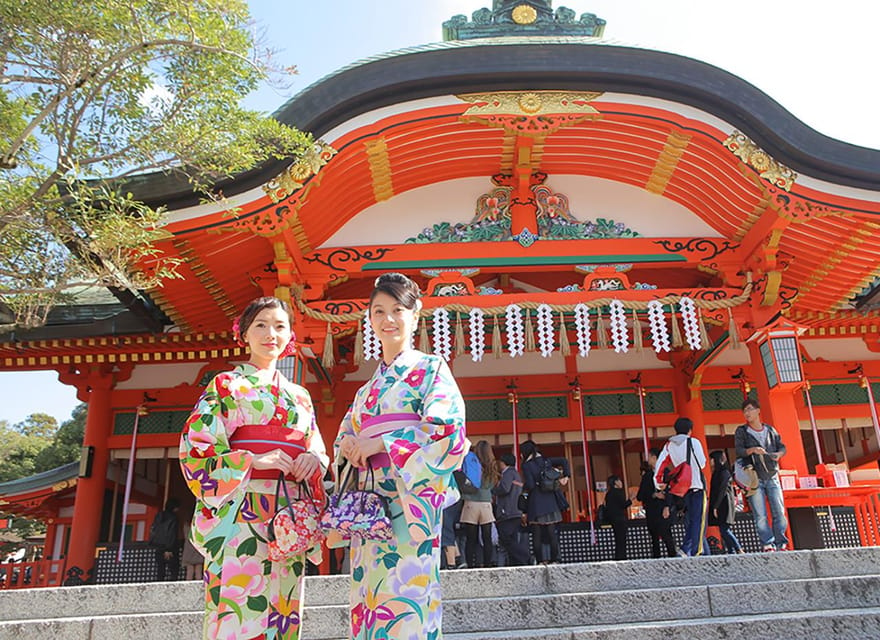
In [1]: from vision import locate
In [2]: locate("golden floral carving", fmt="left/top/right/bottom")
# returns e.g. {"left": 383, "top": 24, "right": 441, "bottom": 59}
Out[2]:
{"left": 458, "top": 91, "right": 603, "bottom": 136}
{"left": 512, "top": 4, "right": 538, "bottom": 24}
{"left": 723, "top": 131, "right": 796, "bottom": 191}
{"left": 262, "top": 140, "right": 337, "bottom": 204}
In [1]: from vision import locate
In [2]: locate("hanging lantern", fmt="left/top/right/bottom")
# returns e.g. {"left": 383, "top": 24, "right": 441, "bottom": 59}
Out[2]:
{"left": 748, "top": 316, "right": 807, "bottom": 389}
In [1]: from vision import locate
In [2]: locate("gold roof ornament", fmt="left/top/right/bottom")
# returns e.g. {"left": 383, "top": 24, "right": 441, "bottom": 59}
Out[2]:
{"left": 724, "top": 131, "right": 797, "bottom": 191}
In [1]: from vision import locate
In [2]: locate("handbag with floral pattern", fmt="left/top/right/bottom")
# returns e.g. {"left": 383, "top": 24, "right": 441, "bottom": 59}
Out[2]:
{"left": 267, "top": 473, "right": 326, "bottom": 561}
{"left": 320, "top": 465, "right": 394, "bottom": 543}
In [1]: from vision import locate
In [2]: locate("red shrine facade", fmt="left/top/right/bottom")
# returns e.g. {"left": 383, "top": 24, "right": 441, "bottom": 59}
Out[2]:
{"left": 2, "top": 3, "right": 880, "bottom": 586}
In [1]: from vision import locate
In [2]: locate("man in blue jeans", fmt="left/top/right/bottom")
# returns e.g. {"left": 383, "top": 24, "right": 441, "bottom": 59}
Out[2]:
{"left": 735, "top": 398, "right": 789, "bottom": 551}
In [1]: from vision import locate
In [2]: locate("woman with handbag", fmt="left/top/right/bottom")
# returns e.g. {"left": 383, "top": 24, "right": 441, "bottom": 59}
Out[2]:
{"left": 460, "top": 440, "right": 500, "bottom": 568}
{"left": 334, "top": 273, "right": 466, "bottom": 640}
{"left": 708, "top": 450, "right": 744, "bottom": 554}
{"left": 180, "top": 296, "right": 329, "bottom": 640}
{"left": 520, "top": 440, "right": 570, "bottom": 564}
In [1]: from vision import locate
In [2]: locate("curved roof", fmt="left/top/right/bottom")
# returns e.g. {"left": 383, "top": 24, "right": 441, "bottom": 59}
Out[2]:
{"left": 140, "top": 37, "right": 880, "bottom": 210}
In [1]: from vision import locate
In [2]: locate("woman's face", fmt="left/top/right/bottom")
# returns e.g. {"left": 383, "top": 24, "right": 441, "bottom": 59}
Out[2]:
{"left": 369, "top": 291, "right": 417, "bottom": 351}
{"left": 243, "top": 306, "right": 292, "bottom": 364}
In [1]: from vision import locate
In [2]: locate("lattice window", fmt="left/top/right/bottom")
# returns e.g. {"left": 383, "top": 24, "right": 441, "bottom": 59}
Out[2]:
{"left": 582, "top": 391, "right": 674, "bottom": 417}
{"left": 113, "top": 410, "right": 190, "bottom": 435}
{"left": 701, "top": 388, "right": 756, "bottom": 412}
{"left": 465, "top": 395, "right": 568, "bottom": 421}
{"left": 806, "top": 382, "right": 880, "bottom": 406}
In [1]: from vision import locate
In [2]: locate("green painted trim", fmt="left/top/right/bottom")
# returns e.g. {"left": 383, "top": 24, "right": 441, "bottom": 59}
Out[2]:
{"left": 362, "top": 254, "right": 686, "bottom": 270}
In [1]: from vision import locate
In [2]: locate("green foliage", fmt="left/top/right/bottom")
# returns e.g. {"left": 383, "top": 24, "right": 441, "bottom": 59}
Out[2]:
{"left": 0, "top": 0, "right": 313, "bottom": 328}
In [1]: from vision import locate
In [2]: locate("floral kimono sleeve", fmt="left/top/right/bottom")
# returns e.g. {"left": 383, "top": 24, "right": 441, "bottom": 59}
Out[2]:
{"left": 180, "top": 373, "right": 253, "bottom": 510}
{"left": 383, "top": 357, "right": 467, "bottom": 541}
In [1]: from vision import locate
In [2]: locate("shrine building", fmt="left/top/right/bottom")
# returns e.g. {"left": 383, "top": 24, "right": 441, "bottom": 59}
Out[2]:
{"left": 2, "top": 1, "right": 880, "bottom": 587}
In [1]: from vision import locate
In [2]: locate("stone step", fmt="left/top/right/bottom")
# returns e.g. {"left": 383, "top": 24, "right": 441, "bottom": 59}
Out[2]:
{"left": 3, "top": 573, "right": 879, "bottom": 640}
{"left": 3, "top": 546, "right": 877, "bottom": 622}
{"left": 447, "top": 607, "right": 880, "bottom": 640}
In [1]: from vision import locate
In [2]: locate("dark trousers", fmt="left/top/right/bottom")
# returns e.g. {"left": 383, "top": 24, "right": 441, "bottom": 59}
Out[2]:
{"left": 647, "top": 518, "right": 677, "bottom": 558}
{"left": 530, "top": 523, "right": 560, "bottom": 563}
{"left": 681, "top": 490, "right": 707, "bottom": 556}
{"left": 496, "top": 517, "right": 530, "bottom": 566}
{"left": 155, "top": 548, "right": 180, "bottom": 581}
{"left": 464, "top": 522, "right": 494, "bottom": 568}
{"left": 610, "top": 521, "right": 628, "bottom": 560}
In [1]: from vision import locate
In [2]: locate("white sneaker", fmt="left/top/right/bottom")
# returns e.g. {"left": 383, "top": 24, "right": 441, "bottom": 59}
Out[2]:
{"left": 762, "top": 544, "right": 775, "bottom": 552}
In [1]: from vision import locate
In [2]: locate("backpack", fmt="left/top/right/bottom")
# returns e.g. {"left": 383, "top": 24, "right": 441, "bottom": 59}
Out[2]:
{"left": 462, "top": 451, "right": 482, "bottom": 488}
{"left": 538, "top": 461, "right": 562, "bottom": 493}
{"left": 660, "top": 437, "right": 701, "bottom": 498}
{"left": 149, "top": 511, "right": 178, "bottom": 549}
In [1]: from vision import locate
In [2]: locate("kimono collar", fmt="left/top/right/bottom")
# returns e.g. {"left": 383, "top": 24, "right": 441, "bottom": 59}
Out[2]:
{"left": 378, "top": 348, "right": 422, "bottom": 375}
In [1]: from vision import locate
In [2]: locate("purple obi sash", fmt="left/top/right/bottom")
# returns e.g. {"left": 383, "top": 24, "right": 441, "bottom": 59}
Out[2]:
{"left": 359, "top": 413, "right": 420, "bottom": 469}
{"left": 229, "top": 424, "right": 307, "bottom": 479}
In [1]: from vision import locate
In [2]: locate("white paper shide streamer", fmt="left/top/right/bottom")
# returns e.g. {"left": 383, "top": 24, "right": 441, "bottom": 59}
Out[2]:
{"left": 432, "top": 307, "right": 452, "bottom": 361}
{"left": 363, "top": 310, "right": 381, "bottom": 361}
{"left": 647, "top": 300, "right": 671, "bottom": 353}
{"left": 609, "top": 299, "right": 629, "bottom": 353}
{"left": 574, "top": 303, "right": 591, "bottom": 357}
{"left": 679, "top": 297, "right": 701, "bottom": 350}
{"left": 505, "top": 304, "right": 525, "bottom": 357}
{"left": 468, "top": 308, "right": 486, "bottom": 362}
{"left": 536, "top": 304, "right": 555, "bottom": 357}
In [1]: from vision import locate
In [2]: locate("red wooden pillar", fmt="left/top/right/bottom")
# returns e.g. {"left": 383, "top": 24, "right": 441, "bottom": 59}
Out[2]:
{"left": 63, "top": 369, "right": 114, "bottom": 584}
{"left": 747, "top": 341, "right": 809, "bottom": 475}
{"left": 670, "top": 353, "right": 708, "bottom": 455}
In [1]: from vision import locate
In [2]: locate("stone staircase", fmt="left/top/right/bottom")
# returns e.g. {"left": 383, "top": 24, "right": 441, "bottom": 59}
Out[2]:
{"left": 2, "top": 547, "right": 879, "bottom": 639}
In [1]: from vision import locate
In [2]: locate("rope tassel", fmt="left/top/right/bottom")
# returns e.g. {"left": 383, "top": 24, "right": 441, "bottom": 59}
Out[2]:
{"left": 492, "top": 315, "right": 503, "bottom": 359}
{"left": 596, "top": 308, "right": 608, "bottom": 349}
{"left": 632, "top": 310, "right": 644, "bottom": 352}
{"left": 698, "top": 312, "right": 711, "bottom": 351}
{"left": 524, "top": 309, "right": 536, "bottom": 352}
{"left": 454, "top": 312, "right": 466, "bottom": 357}
{"left": 728, "top": 308, "right": 742, "bottom": 349}
{"left": 321, "top": 323, "right": 335, "bottom": 369}
{"left": 558, "top": 312, "right": 571, "bottom": 356}
{"left": 419, "top": 315, "right": 430, "bottom": 352}
{"left": 354, "top": 319, "right": 365, "bottom": 366}
{"left": 670, "top": 306, "right": 683, "bottom": 348}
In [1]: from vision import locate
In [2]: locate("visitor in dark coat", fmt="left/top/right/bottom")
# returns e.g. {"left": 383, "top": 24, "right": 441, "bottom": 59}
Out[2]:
{"left": 604, "top": 475, "right": 632, "bottom": 560}
{"left": 520, "top": 440, "right": 570, "bottom": 564}
{"left": 708, "top": 450, "right": 743, "bottom": 554}
{"left": 637, "top": 448, "right": 677, "bottom": 558}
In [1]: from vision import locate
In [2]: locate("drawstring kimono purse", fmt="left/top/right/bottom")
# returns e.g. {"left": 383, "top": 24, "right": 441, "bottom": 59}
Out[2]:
{"left": 267, "top": 472, "right": 326, "bottom": 561}
{"left": 320, "top": 464, "right": 394, "bottom": 543}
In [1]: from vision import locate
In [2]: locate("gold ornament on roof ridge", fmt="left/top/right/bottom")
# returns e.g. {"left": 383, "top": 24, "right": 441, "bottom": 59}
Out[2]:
{"left": 459, "top": 91, "right": 603, "bottom": 117}
{"left": 723, "top": 131, "right": 796, "bottom": 191}
{"left": 263, "top": 140, "right": 337, "bottom": 204}
{"left": 512, "top": 4, "right": 538, "bottom": 25}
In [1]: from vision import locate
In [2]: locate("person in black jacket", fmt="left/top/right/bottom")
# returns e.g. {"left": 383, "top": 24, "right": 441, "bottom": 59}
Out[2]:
{"left": 520, "top": 440, "right": 570, "bottom": 564}
{"left": 637, "top": 448, "right": 677, "bottom": 558}
{"left": 492, "top": 452, "right": 530, "bottom": 566}
{"left": 604, "top": 475, "right": 633, "bottom": 561}
{"left": 708, "top": 450, "right": 743, "bottom": 554}
{"left": 149, "top": 497, "right": 181, "bottom": 581}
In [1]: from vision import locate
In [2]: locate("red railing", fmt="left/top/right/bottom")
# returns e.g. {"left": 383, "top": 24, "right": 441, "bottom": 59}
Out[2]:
{"left": 0, "top": 559, "right": 65, "bottom": 590}
{"left": 782, "top": 485, "right": 880, "bottom": 547}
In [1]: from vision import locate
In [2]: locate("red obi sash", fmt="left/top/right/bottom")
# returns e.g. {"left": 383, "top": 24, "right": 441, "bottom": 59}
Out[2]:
{"left": 229, "top": 424, "right": 308, "bottom": 480}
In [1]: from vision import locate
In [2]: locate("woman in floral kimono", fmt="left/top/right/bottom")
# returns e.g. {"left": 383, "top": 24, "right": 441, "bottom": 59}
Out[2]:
{"left": 336, "top": 273, "right": 467, "bottom": 640}
{"left": 180, "top": 296, "right": 328, "bottom": 640}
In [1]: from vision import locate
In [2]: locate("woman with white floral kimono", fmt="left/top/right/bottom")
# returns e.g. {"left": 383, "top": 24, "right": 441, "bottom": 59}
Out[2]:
{"left": 180, "top": 296, "right": 328, "bottom": 640}
{"left": 336, "top": 273, "right": 467, "bottom": 640}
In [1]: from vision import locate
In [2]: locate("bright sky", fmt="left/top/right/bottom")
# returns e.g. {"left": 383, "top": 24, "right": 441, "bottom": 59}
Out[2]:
{"left": 1, "top": 0, "right": 877, "bottom": 426}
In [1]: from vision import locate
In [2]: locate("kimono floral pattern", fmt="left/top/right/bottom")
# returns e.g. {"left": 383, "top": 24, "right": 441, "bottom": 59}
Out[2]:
{"left": 180, "top": 363, "right": 329, "bottom": 640}
{"left": 335, "top": 350, "right": 466, "bottom": 640}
